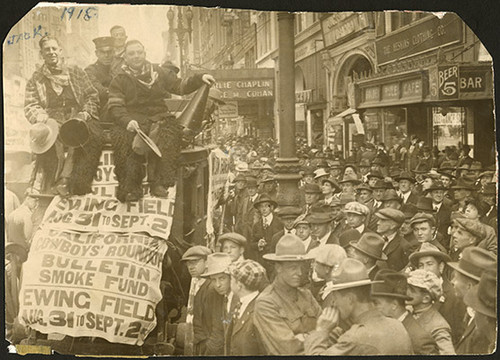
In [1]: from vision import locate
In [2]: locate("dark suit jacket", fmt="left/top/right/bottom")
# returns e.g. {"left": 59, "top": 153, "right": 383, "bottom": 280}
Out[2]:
{"left": 251, "top": 215, "right": 283, "bottom": 271}
{"left": 402, "top": 312, "right": 439, "bottom": 355}
{"left": 455, "top": 317, "right": 491, "bottom": 354}
{"left": 230, "top": 297, "right": 265, "bottom": 356}
{"left": 434, "top": 279, "right": 466, "bottom": 345}
{"left": 383, "top": 232, "right": 408, "bottom": 271}
{"left": 434, "top": 203, "right": 452, "bottom": 249}
{"left": 193, "top": 281, "right": 224, "bottom": 355}
{"left": 403, "top": 191, "right": 419, "bottom": 205}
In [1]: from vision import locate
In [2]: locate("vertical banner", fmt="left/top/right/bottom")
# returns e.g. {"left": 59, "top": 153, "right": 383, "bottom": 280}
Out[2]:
{"left": 205, "top": 149, "right": 231, "bottom": 249}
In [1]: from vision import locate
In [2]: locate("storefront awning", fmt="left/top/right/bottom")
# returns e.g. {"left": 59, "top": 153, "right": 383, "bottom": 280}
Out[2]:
{"left": 327, "top": 108, "right": 365, "bottom": 134}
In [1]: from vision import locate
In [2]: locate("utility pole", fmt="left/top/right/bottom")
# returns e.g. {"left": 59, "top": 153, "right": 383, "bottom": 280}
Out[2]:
{"left": 274, "top": 12, "right": 301, "bottom": 208}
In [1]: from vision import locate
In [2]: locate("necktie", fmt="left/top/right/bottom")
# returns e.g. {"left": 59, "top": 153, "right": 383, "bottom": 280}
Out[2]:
{"left": 263, "top": 218, "right": 268, "bottom": 229}
{"left": 233, "top": 300, "right": 242, "bottom": 319}
{"left": 308, "top": 237, "right": 320, "bottom": 252}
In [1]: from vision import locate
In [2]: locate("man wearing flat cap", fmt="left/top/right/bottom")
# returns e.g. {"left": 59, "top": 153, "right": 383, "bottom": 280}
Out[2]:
{"left": 305, "top": 258, "right": 413, "bottom": 355}
{"left": 229, "top": 260, "right": 269, "bottom": 356}
{"left": 343, "top": 201, "right": 370, "bottom": 236}
{"left": 448, "top": 246, "right": 496, "bottom": 354}
{"left": 409, "top": 212, "right": 447, "bottom": 253}
{"left": 406, "top": 269, "right": 455, "bottom": 355}
{"left": 179, "top": 246, "right": 212, "bottom": 355}
{"left": 85, "top": 36, "right": 116, "bottom": 106}
{"left": 218, "top": 232, "right": 247, "bottom": 263}
{"left": 375, "top": 208, "right": 407, "bottom": 271}
{"left": 449, "top": 217, "right": 490, "bottom": 260}
{"left": 370, "top": 269, "right": 439, "bottom": 355}
{"left": 253, "top": 234, "right": 321, "bottom": 355}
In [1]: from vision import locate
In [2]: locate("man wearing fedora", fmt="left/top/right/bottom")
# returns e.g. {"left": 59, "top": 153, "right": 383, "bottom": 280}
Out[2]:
{"left": 178, "top": 245, "right": 212, "bottom": 355}
{"left": 224, "top": 173, "right": 247, "bottom": 232}
{"left": 253, "top": 234, "right": 321, "bottom": 355}
{"left": 463, "top": 269, "right": 497, "bottom": 354}
{"left": 370, "top": 269, "right": 439, "bottom": 355}
{"left": 308, "top": 204, "right": 340, "bottom": 248}
{"left": 381, "top": 189, "right": 404, "bottom": 210}
{"left": 450, "top": 178, "right": 475, "bottom": 212}
{"left": 374, "top": 208, "right": 408, "bottom": 271}
{"left": 198, "top": 253, "right": 236, "bottom": 355}
{"left": 395, "top": 171, "right": 419, "bottom": 205}
{"left": 425, "top": 180, "right": 453, "bottom": 248}
{"left": 408, "top": 242, "right": 466, "bottom": 345}
{"left": 25, "top": 35, "right": 103, "bottom": 196}
{"left": 228, "top": 260, "right": 268, "bottom": 356}
{"left": 478, "top": 183, "right": 497, "bottom": 230}
{"left": 250, "top": 193, "right": 283, "bottom": 267}
{"left": 406, "top": 269, "right": 455, "bottom": 355}
{"left": 108, "top": 39, "right": 215, "bottom": 201}
{"left": 305, "top": 258, "right": 413, "bottom": 355}
{"left": 235, "top": 176, "right": 259, "bottom": 240}
{"left": 448, "top": 246, "right": 496, "bottom": 354}
{"left": 301, "top": 183, "right": 322, "bottom": 215}
{"left": 346, "top": 233, "right": 388, "bottom": 280}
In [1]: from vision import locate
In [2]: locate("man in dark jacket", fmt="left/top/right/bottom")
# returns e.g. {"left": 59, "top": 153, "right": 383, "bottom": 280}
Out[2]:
{"left": 108, "top": 39, "right": 215, "bottom": 201}
{"left": 85, "top": 36, "right": 116, "bottom": 106}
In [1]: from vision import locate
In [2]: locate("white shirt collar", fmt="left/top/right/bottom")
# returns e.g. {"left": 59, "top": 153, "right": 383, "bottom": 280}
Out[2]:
{"left": 397, "top": 310, "right": 409, "bottom": 322}
{"left": 302, "top": 236, "right": 312, "bottom": 252}
{"left": 433, "top": 202, "right": 442, "bottom": 211}
{"left": 354, "top": 224, "right": 365, "bottom": 234}
{"left": 318, "top": 231, "right": 332, "bottom": 246}
{"left": 237, "top": 291, "right": 259, "bottom": 318}
{"left": 263, "top": 213, "right": 273, "bottom": 225}
{"left": 250, "top": 193, "right": 258, "bottom": 201}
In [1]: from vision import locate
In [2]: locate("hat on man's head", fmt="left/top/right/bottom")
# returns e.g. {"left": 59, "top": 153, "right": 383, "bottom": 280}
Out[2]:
{"left": 246, "top": 176, "right": 258, "bottom": 188}
{"left": 463, "top": 269, "right": 497, "bottom": 319}
{"left": 92, "top": 36, "right": 114, "bottom": 49}
{"left": 348, "top": 232, "right": 388, "bottom": 261}
{"left": 308, "top": 204, "right": 335, "bottom": 224}
{"left": 260, "top": 175, "right": 275, "bottom": 183}
{"left": 477, "top": 171, "right": 494, "bottom": 180}
{"left": 356, "top": 183, "right": 373, "bottom": 193}
{"left": 367, "top": 170, "right": 384, "bottom": 180}
{"left": 480, "top": 183, "right": 496, "bottom": 195}
{"left": 439, "top": 160, "right": 457, "bottom": 171}
{"left": 407, "top": 269, "right": 443, "bottom": 302}
{"left": 234, "top": 173, "right": 247, "bottom": 183}
{"left": 447, "top": 246, "right": 496, "bottom": 282}
{"left": 339, "top": 174, "right": 362, "bottom": 185}
{"left": 452, "top": 218, "right": 485, "bottom": 239}
{"left": 416, "top": 197, "right": 434, "bottom": 213}
{"left": 409, "top": 212, "right": 436, "bottom": 227}
{"left": 230, "top": 260, "right": 268, "bottom": 290}
{"left": 201, "top": 253, "right": 232, "bottom": 277}
{"left": 451, "top": 177, "right": 475, "bottom": 191}
{"left": 302, "top": 166, "right": 315, "bottom": 176}
{"left": 235, "top": 162, "right": 249, "bottom": 172}
{"left": 314, "top": 168, "right": 329, "bottom": 179}
{"left": 329, "top": 159, "right": 343, "bottom": 169}
{"left": 375, "top": 208, "right": 405, "bottom": 225}
{"left": 371, "top": 269, "right": 412, "bottom": 300}
{"left": 310, "top": 244, "right": 347, "bottom": 268}
{"left": 253, "top": 193, "right": 277, "bottom": 209}
{"left": 29, "top": 118, "right": 59, "bottom": 154}
{"left": 358, "top": 158, "right": 371, "bottom": 168}
{"left": 394, "top": 171, "right": 415, "bottom": 183}
{"left": 181, "top": 245, "right": 212, "bottom": 261}
{"left": 401, "top": 203, "right": 418, "bottom": 220}
{"left": 321, "top": 258, "right": 382, "bottom": 299}
{"left": 304, "top": 183, "right": 321, "bottom": 194}
{"left": 276, "top": 206, "right": 303, "bottom": 219}
{"left": 338, "top": 229, "right": 362, "bottom": 248}
{"left": 382, "top": 189, "right": 403, "bottom": 203}
{"left": 426, "top": 180, "right": 447, "bottom": 192}
{"left": 344, "top": 202, "right": 370, "bottom": 216}
{"left": 339, "top": 193, "right": 356, "bottom": 205}
{"left": 469, "top": 161, "right": 483, "bottom": 171}
{"left": 371, "top": 179, "right": 387, "bottom": 190}
{"left": 292, "top": 214, "right": 310, "bottom": 228}
{"left": 321, "top": 177, "right": 341, "bottom": 192}
{"left": 218, "top": 232, "right": 247, "bottom": 248}
{"left": 262, "top": 234, "right": 312, "bottom": 262}
{"left": 409, "top": 242, "right": 451, "bottom": 267}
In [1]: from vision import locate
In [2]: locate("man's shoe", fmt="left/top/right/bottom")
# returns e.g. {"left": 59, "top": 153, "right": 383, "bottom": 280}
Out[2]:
{"left": 151, "top": 185, "right": 169, "bottom": 198}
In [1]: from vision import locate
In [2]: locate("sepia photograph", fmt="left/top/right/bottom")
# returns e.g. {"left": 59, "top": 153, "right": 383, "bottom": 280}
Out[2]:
{"left": 2, "top": 1, "right": 498, "bottom": 356}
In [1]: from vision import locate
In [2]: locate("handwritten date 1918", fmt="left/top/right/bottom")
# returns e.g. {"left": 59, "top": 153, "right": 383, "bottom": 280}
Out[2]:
{"left": 60, "top": 7, "right": 98, "bottom": 21}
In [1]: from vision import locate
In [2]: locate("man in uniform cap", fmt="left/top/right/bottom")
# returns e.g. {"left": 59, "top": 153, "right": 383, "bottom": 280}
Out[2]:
{"left": 253, "top": 234, "right": 321, "bottom": 355}
{"left": 375, "top": 208, "right": 407, "bottom": 271}
{"left": 218, "top": 233, "right": 247, "bottom": 263}
{"left": 346, "top": 232, "right": 387, "bottom": 279}
{"left": 229, "top": 260, "right": 269, "bottom": 356}
{"left": 408, "top": 243, "right": 465, "bottom": 344}
{"left": 85, "top": 36, "right": 116, "bottom": 106}
{"left": 179, "top": 246, "right": 212, "bottom": 355}
{"left": 305, "top": 258, "right": 413, "bottom": 355}
{"left": 448, "top": 247, "right": 496, "bottom": 354}
{"left": 463, "top": 269, "right": 497, "bottom": 354}
{"left": 406, "top": 269, "right": 455, "bottom": 355}
{"left": 370, "top": 269, "right": 439, "bottom": 355}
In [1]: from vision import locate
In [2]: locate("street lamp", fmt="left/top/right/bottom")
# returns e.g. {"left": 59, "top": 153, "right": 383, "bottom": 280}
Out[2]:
{"left": 167, "top": 6, "right": 193, "bottom": 74}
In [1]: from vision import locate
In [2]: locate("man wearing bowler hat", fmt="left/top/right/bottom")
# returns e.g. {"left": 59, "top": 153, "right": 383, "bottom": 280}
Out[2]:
{"left": 463, "top": 269, "right": 497, "bottom": 354}
{"left": 305, "top": 258, "right": 413, "bottom": 355}
{"left": 178, "top": 246, "right": 212, "bottom": 355}
{"left": 408, "top": 242, "right": 465, "bottom": 344}
{"left": 108, "top": 39, "right": 216, "bottom": 201}
{"left": 253, "top": 234, "right": 321, "bottom": 355}
{"left": 25, "top": 35, "right": 103, "bottom": 196}
{"left": 448, "top": 247, "right": 496, "bottom": 354}
{"left": 229, "top": 260, "right": 268, "bottom": 356}
{"left": 375, "top": 208, "right": 408, "bottom": 271}
{"left": 370, "top": 269, "right": 438, "bottom": 355}
{"left": 85, "top": 36, "right": 116, "bottom": 106}
{"left": 395, "top": 171, "right": 419, "bottom": 205}
{"left": 346, "top": 232, "right": 388, "bottom": 279}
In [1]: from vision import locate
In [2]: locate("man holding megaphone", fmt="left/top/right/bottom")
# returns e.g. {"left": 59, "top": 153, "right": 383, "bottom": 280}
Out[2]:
{"left": 107, "top": 39, "right": 215, "bottom": 202}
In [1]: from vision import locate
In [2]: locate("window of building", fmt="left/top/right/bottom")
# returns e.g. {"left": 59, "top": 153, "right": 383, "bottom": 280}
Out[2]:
{"left": 432, "top": 107, "right": 465, "bottom": 150}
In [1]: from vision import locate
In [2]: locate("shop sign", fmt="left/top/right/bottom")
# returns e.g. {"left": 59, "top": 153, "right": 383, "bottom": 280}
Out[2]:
{"left": 433, "top": 111, "right": 462, "bottom": 126}
{"left": 296, "top": 89, "right": 313, "bottom": 103}
{"left": 430, "top": 65, "right": 491, "bottom": 100}
{"left": 460, "top": 68, "right": 487, "bottom": 93}
{"left": 218, "top": 101, "right": 238, "bottom": 118}
{"left": 364, "top": 86, "right": 380, "bottom": 102}
{"left": 402, "top": 79, "right": 422, "bottom": 98}
{"left": 375, "top": 13, "right": 462, "bottom": 66}
{"left": 382, "top": 83, "right": 399, "bottom": 100}
{"left": 438, "top": 65, "right": 459, "bottom": 100}
{"left": 214, "top": 79, "right": 274, "bottom": 99}
{"left": 321, "top": 12, "right": 372, "bottom": 48}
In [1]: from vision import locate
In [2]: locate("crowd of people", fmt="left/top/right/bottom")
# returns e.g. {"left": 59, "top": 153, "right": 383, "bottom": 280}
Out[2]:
{"left": 174, "top": 134, "right": 497, "bottom": 355}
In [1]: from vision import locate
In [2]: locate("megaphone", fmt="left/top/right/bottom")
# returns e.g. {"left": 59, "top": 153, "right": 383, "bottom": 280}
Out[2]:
{"left": 177, "top": 83, "right": 210, "bottom": 139}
